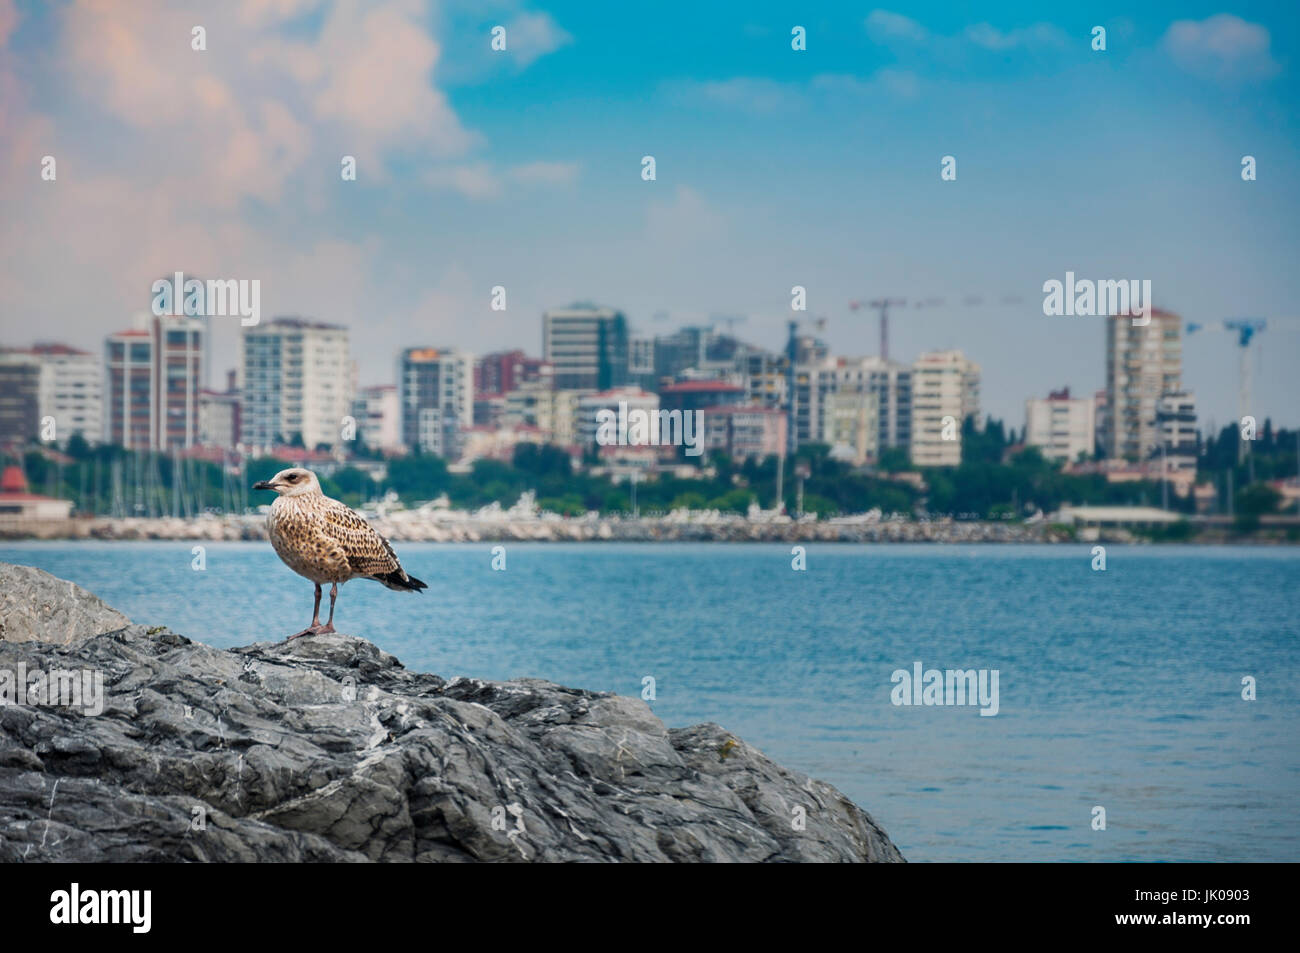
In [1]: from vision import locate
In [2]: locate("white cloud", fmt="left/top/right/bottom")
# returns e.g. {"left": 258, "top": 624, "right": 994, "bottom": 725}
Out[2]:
{"left": 1162, "top": 14, "right": 1280, "bottom": 82}
{"left": 667, "top": 77, "right": 806, "bottom": 114}
{"left": 503, "top": 11, "right": 572, "bottom": 68}
{"left": 812, "top": 69, "right": 919, "bottom": 99}
{"left": 963, "top": 22, "right": 1066, "bottom": 52}
{"left": 865, "top": 10, "right": 929, "bottom": 43}
{"left": 866, "top": 10, "right": 1067, "bottom": 57}
{"left": 0, "top": 0, "right": 564, "bottom": 382}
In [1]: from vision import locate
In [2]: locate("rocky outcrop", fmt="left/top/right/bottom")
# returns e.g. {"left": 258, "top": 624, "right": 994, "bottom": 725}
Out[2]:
{"left": 0, "top": 565, "right": 903, "bottom": 863}
{"left": 0, "top": 562, "right": 132, "bottom": 646}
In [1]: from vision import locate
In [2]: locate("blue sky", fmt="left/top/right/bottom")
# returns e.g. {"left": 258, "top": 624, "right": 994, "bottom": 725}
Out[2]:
{"left": 1, "top": 0, "right": 1297, "bottom": 429}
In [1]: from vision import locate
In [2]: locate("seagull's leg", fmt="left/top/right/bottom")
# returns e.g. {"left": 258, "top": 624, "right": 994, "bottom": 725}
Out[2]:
{"left": 317, "top": 582, "right": 338, "bottom": 634}
{"left": 287, "top": 583, "right": 324, "bottom": 640}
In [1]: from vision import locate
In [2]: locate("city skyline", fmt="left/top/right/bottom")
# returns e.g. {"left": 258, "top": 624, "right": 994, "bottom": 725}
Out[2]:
{"left": 1, "top": 1, "right": 1297, "bottom": 430}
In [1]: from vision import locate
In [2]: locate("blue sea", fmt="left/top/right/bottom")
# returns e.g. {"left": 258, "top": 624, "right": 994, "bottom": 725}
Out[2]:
{"left": 2, "top": 541, "right": 1297, "bottom": 863}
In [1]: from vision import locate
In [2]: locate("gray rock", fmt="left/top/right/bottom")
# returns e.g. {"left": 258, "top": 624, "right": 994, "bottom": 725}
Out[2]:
{"left": 0, "top": 583, "right": 903, "bottom": 863}
{"left": 0, "top": 562, "right": 132, "bottom": 646}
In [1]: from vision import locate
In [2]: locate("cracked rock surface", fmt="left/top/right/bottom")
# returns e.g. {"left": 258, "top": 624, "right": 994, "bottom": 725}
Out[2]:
{"left": 0, "top": 566, "right": 904, "bottom": 863}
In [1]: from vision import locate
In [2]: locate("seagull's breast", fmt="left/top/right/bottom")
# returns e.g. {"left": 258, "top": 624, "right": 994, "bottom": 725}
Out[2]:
{"left": 267, "top": 495, "right": 354, "bottom": 584}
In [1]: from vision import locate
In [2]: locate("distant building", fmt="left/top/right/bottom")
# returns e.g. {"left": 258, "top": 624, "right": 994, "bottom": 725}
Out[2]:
{"left": 658, "top": 379, "right": 745, "bottom": 415}
{"left": 542, "top": 304, "right": 628, "bottom": 391}
{"left": 1155, "top": 390, "right": 1197, "bottom": 475}
{"left": 475, "top": 350, "right": 551, "bottom": 397}
{"left": 911, "top": 350, "right": 980, "bottom": 467}
{"left": 352, "top": 384, "right": 401, "bottom": 454}
{"left": 700, "top": 405, "right": 787, "bottom": 461}
{"left": 1093, "top": 390, "right": 1107, "bottom": 455}
{"left": 503, "top": 377, "right": 555, "bottom": 435}
{"left": 1025, "top": 386, "right": 1095, "bottom": 463}
{"left": 807, "top": 356, "right": 911, "bottom": 456}
{"left": 0, "top": 344, "right": 102, "bottom": 445}
{"left": 550, "top": 389, "right": 583, "bottom": 449}
{"left": 738, "top": 348, "right": 788, "bottom": 411}
{"left": 105, "top": 314, "right": 204, "bottom": 451}
{"left": 822, "top": 390, "right": 880, "bottom": 466}
{"left": 653, "top": 326, "right": 716, "bottom": 382}
{"left": 199, "top": 371, "right": 241, "bottom": 449}
{"left": 577, "top": 387, "right": 659, "bottom": 451}
{"left": 0, "top": 353, "right": 41, "bottom": 448}
{"left": 628, "top": 335, "right": 657, "bottom": 390}
{"left": 782, "top": 330, "right": 835, "bottom": 449}
{"left": 473, "top": 393, "right": 507, "bottom": 429}
{"left": 0, "top": 464, "right": 74, "bottom": 523}
{"left": 241, "top": 318, "right": 351, "bottom": 452}
{"left": 1102, "top": 308, "right": 1182, "bottom": 461}
{"left": 399, "top": 347, "right": 473, "bottom": 456}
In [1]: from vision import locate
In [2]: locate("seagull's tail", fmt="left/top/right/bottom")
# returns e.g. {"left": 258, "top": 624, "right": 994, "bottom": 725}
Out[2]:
{"left": 374, "top": 570, "right": 428, "bottom": 592}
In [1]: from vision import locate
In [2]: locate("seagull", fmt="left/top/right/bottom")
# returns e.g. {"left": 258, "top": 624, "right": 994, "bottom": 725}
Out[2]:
{"left": 252, "top": 467, "right": 426, "bottom": 639}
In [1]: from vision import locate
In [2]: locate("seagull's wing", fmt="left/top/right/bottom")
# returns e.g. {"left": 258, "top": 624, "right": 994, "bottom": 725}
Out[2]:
{"left": 317, "top": 497, "right": 403, "bottom": 578}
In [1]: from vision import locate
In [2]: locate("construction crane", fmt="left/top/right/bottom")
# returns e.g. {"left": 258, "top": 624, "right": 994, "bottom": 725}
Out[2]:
{"left": 847, "top": 295, "right": 1026, "bottom": 361}
{"left": 848, "top": 298, "right": 904, "bottom": 361}
{"left": 709, "top": 313, "right": 749, "bottom": 334}
{"left": 1185, "top": 317, "right": 1297, "bottom": 463}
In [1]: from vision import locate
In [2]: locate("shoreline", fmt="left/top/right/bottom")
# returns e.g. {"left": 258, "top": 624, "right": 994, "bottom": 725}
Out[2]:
{"left": 1, "top": 514, "right": 1291, "bottom": 544}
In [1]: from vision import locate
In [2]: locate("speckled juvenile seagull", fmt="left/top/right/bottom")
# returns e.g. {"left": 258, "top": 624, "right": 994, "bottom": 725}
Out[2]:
{"left": 252, "top": 467, "right": 426, "bottom": 639}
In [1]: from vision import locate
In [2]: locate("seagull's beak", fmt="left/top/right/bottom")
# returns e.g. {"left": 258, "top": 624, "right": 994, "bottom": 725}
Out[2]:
{"left": 253, "top": 480, "right": 277, "bottom": 491}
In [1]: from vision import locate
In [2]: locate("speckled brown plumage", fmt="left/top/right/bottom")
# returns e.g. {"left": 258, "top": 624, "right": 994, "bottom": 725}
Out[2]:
{"left": 253, "top": 467, "right": 426, "bottom": 638}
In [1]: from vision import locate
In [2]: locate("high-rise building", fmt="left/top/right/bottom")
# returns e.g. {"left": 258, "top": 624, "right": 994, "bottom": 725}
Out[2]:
{"left": 0, "top": 354, "right": 41, "bottom": 448}
{"left": 475, "top": 350, "right": 552, "bottom": 397}
{"left": 352, "top": 385, "right": 401, "bottom": 455}
{"left": 1103, "top": 309, "right": 1182, "bottom": 461}
{"left": 105, "top": 314, "right": 204, "bottom": 451}
{"left": 1025, "top": 386, "right": 1095, "bottom": 463}
{"left": 542, "top": 304, "right": 628, "bottom": 391}
{"left": 628, "top": 335, "right": 657, "bottom": 390}
{"left": 399, "top": 347, "right": 473, "bottom": 456}
{"left": 653, "top": 326, "right": 715, "bottom": 382}
{"left": 241, "top": 317, "right": 351, "bottom": 452}
{"left": 806, "top": 356, "right": 911, "bottom": 457}
{"left": 0, "top": 343, "right": 101, "bottom": 446}
{"left": 738, "top": 348, "right": 788, "bottom": 411}
{"left": 910, "top": 350, "right": 980, "bottom": 467}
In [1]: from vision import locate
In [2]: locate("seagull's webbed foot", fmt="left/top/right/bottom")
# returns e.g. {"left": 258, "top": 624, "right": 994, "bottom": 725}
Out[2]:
{"left": 287, "top": 624, "right": 328, "bottom": 640}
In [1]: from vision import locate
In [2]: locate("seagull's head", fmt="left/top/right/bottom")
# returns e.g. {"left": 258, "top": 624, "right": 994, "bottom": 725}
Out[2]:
{"left": 253, "top": 467, "right": 321, "bottom": 497}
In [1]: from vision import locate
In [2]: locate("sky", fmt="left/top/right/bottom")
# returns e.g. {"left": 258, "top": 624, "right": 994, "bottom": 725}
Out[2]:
{"left": 1, "top": 0, "right": 1298, "bottom": 431}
